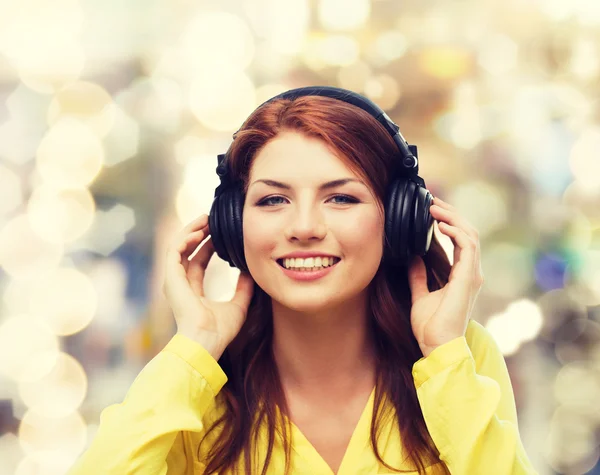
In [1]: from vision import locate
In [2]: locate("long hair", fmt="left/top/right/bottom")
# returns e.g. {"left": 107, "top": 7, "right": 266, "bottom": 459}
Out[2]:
{"left": 197, "top": 95, "right": 453, "bottom": 474}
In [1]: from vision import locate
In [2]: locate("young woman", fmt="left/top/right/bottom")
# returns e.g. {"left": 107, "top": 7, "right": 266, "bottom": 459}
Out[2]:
{"left": 68, "top": 88, "right": 538, "bottom": 474}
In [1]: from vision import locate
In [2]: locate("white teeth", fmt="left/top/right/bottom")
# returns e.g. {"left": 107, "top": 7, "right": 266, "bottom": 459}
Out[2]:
{"left": 282, "top": 256, "right": 339, "bottom": 270}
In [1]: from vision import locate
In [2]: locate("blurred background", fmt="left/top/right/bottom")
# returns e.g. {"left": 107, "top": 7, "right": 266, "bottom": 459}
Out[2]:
{"left": 0, "top": 0, "right": 598, "bottom": 473}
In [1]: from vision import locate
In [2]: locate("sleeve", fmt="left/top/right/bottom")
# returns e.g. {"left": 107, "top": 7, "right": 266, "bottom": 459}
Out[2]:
{"left": 67, "top": 333, "right": 228, "bottom": 475}
{"left": 411, "top": 319, "right": 539, "bottom": 475}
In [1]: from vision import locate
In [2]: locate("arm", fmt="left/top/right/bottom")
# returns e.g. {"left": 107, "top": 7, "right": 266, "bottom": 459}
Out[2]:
{"left": 412, "top": 319, "right": 538, "bottom": 474}
{"left": 67, "top": 333, "right": 228, "bottom": 475}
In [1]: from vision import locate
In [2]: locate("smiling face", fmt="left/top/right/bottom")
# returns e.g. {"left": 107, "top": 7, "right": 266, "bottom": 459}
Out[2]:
{"left": 242, "top": 130, "right": 385, "bottom": 313}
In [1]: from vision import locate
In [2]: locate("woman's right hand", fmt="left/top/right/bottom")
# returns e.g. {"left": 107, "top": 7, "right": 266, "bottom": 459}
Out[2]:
{"left": 163, "top": 213, "right": 255, "bottom": 360}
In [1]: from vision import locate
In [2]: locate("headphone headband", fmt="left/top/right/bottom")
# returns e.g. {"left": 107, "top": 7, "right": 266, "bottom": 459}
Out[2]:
{"left": 209, "top": 85, "right": 435, "bottom": 271}
{"left": 215, "top": 85, "right": 425, "bottom": 197}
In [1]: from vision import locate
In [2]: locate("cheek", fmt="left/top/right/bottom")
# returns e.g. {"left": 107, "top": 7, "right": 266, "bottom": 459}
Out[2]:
{"left": 242, "top": 208, "right": 277, "bottom": 258}
{"left": 243, "top": 226, "right": 271, "bottom": 251}
{"left": 338, "top": 212, "right": 384, "bottom": 255}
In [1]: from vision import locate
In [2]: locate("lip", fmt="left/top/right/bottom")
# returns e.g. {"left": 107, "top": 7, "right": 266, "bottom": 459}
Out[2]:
{"left": 276, "top": 259, "right": 340, "bottom": 282}
{"left": 276, "top": 250, "right": 339, "bottom": 259}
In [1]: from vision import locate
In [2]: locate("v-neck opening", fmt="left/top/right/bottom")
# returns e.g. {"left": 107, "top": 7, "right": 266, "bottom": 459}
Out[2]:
{"left": 283, "top": 386, "right": 377, "bottom": 475}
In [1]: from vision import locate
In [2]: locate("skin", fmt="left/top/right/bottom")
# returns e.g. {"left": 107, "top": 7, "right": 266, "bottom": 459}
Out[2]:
{"left": 242, "top": 130, "right": 383, "bottom": 400}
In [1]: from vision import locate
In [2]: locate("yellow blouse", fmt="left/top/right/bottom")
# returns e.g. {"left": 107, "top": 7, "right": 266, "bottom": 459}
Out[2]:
{"left": 67, "top": 319, "right": 539, "bottom": 474}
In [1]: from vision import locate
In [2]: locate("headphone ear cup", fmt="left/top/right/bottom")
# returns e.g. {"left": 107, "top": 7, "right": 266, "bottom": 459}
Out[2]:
{"left": 397, "top": 180, "right": 416, "bottom": 266}
{"left": 384, "top": 178, "right": 409, "bottom": 266}
{"left": 412, "top": 186, "right": 434, "bottom": 256}
{"left": 229, "top": 186, "right": 248, "bottom": 272}
{"left": 218, "top": 187, "right": 243, "bottom": 270}
{"left": 209, "top": 195, "right": 230, "bottom": 265}
{"left": 209, "top": 188, "right": 239, "bottom": 269}
{"left": 209, "top": 186, "right": 248, "bottom": 271}
{"left": 385, "top": 178, "right": 433, "bottom": 267}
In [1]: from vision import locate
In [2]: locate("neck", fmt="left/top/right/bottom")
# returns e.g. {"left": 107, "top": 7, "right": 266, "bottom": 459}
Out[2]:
{"left": 271, "top": 291, "right": 377, "bottom": 399}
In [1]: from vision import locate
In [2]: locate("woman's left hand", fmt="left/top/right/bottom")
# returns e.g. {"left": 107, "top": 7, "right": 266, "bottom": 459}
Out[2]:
{"left": 407, "top": 197, "right": 485, "bottom": 358}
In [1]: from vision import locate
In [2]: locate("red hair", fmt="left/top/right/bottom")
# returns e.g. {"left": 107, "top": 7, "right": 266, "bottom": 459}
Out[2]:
{"left": 198, "top": 96, "right": 453, "bottom": 474}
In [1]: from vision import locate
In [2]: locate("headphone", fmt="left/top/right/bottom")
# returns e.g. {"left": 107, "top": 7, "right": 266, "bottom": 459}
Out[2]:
{"left": 208, "top": 86, "right": 434, "bottom": 273}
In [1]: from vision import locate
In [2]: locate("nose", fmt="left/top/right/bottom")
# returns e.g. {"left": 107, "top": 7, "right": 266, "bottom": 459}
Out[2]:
{"left": 283, "top": 203, "right": 327, "bottom": 242}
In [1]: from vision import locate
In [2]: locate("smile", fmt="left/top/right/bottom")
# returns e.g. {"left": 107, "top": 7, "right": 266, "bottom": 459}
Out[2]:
{"left": 275, "top": 258, "right": 341, "bottom": 282}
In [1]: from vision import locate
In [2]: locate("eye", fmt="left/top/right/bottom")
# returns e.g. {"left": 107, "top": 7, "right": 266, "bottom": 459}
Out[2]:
{"left": 256, "top": 194, "right": 359, "bottom": 207}
{"left": 330, "top": 194, "right": 359, "bottom": 204}
{"left": 257, "top": 196, "right": 286, "bottom": 206}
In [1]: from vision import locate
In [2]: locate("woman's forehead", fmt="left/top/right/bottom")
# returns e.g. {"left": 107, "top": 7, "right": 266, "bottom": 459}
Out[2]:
{"left": 249, "top": 132, "right": 357, "bottom": 178}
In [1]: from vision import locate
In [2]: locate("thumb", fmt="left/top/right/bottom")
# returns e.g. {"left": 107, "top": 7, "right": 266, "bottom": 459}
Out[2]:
{"left": 407, "top": 256, "right": 429, "bottom": 305}
{"left": 231, "top": 271, "right": 255, "bottom": 312}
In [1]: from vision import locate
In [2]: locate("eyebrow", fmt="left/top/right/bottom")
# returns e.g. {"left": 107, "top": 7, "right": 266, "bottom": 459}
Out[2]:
{"left": 249, "top": 178, "right": 366, "bottom": 191}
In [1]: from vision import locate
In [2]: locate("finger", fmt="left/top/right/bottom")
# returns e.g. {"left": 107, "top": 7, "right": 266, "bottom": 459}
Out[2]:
{"left": 174, "top": 214, "right": 210, "bottom": 250}
{"left": 430, "top": 205, "right": 479, "bottom": 242}
{"left": 187, "top": 236, "right": 216, "bottom": 297}
{"left": 172, "top": 212, "right": 207, "bottom": 244}
{"left": 432, "top": 196, "right": 453, "bottom": 210}
{"left": 231, "top": 271, "right": 255, "bottom": 313}
{"left": 437, "top": 222, "right": 477, "bottom": 280}
{"left": 440, "top": 223, "right": 479, "bottom": 287}
{"left": 435, "top": 222, "right": 480, "bottom": 327}
{"left": 183, "top": 213, "right": 209, "bottom": 233}
{"left": 431, "top": 204, "right": 483, "bottom": 284}
{"left": 179, "top": 227, "right": 211, "bottom": 272}
{"left": 164, "top": 246, "right": 198, "bottom": 322}
{"left": 407, "top": 256, "right": 429, "bottom": 305}
{"left": 167, "top": 216, "right": 210, "bottom": 290}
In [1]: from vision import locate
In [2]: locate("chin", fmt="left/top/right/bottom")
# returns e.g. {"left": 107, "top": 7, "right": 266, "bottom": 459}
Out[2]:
{"left": 272, "top": 294, "right": 341, "bottom": 314}
{"left": 273, "top": 279, "right": 357, "bottom": 309}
